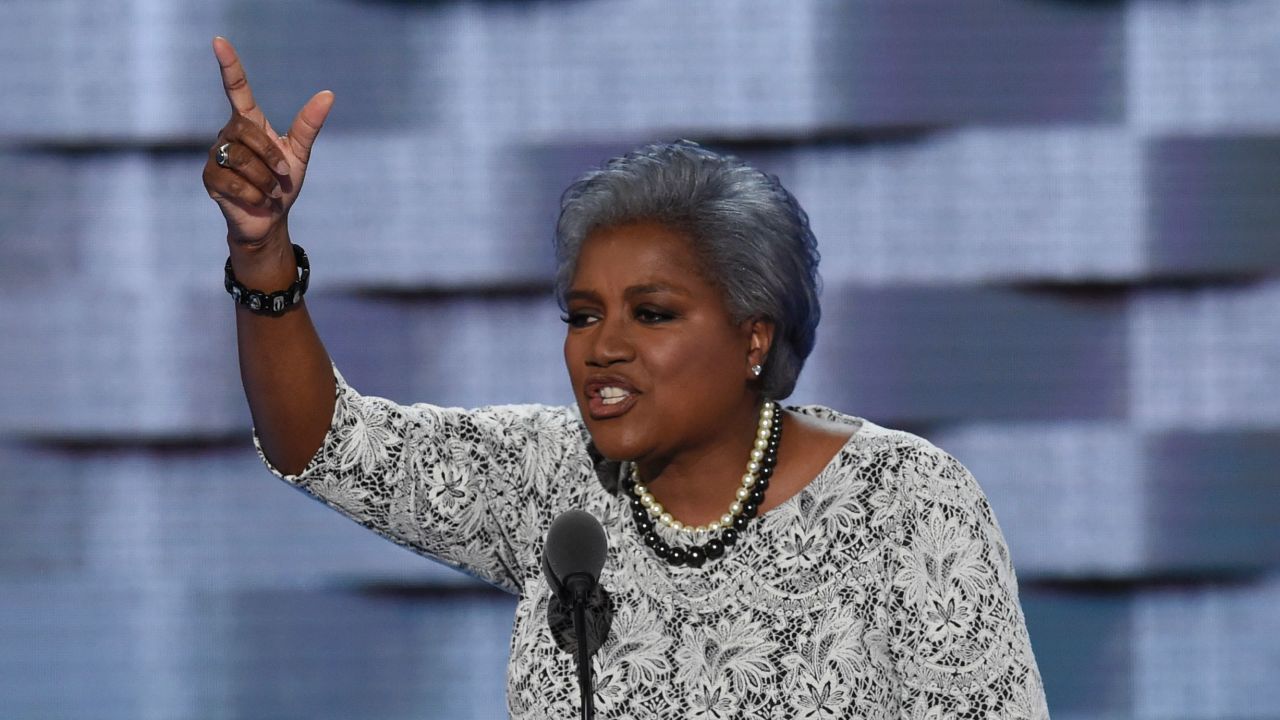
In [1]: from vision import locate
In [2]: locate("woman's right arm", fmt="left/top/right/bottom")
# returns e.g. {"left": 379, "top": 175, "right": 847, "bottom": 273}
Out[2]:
{"left": 202, "top": 37, "right": 336, "bottom": 475}
{"left": 200, "top": 39, "right": 582, "bottom": 594}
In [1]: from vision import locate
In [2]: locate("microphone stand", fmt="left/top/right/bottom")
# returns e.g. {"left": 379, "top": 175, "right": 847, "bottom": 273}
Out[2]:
{"left": 566, "top": 576, "right": 595, "bottom": 720}
{"left": 541, "top": 509, "right": 607, "bottom": 720}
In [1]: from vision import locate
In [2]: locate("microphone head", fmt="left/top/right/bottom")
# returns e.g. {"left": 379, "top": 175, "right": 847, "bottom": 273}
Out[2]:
{"left": 542, "top": 509, "right": 608, "bottom": 592}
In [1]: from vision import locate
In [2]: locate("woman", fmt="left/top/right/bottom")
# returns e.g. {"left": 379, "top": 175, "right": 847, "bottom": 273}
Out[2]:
{"left": 204, "top": 37, "right": 1049, "bottom": 719}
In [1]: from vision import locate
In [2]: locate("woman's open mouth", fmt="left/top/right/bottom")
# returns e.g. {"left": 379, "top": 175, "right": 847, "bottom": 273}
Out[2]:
{"left": 585, "top": 380, "right": 639, "bottom": 419}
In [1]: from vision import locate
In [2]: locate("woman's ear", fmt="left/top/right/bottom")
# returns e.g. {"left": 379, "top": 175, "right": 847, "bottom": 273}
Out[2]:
{"left": 746, "top": 318, "right": 775, "bottom": 378}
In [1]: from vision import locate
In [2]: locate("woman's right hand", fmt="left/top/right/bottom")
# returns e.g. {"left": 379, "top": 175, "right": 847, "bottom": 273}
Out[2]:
{"left": 202, "top": 36, "right": 334, "bottom": 252}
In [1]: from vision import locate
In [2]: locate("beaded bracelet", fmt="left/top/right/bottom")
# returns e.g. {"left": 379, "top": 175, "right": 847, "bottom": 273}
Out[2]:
{"left": 224, "top": 244, "right": 310, "bottom": 315}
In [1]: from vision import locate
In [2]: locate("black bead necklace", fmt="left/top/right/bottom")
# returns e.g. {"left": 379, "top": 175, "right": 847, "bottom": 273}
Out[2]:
{"left": 624, "top": 402, "right": 782, "bottom": 568}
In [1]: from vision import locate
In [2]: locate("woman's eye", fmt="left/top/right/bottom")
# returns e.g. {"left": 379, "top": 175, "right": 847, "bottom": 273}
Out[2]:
{"left": 636, "top": 307, "right": 675, "bottom": 323}
{"left": 560, "top": 312, "right": 597, "bottom": 328}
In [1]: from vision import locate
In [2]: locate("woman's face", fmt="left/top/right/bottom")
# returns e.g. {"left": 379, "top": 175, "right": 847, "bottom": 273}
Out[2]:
{"left": 563, "top": 221, "right": 767, "bottom": 465}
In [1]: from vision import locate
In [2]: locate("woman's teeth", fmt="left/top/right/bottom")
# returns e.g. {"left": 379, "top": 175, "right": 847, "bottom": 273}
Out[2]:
{"left": 599, "top": 387, "right": 630, "bottom": 405}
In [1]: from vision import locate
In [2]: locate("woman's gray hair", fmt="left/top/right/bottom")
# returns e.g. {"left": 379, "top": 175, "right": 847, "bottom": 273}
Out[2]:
{"left": 554, "top": 140, "right": 821, "bottom": 400}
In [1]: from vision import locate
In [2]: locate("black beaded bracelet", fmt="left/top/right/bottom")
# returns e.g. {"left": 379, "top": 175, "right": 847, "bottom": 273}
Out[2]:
{"left": 224, "top": 244, "right": 310, "bottom": 315}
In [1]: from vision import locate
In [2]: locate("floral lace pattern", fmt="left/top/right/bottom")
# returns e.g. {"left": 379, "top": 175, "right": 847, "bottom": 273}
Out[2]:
{"left": 257, "top": 367, "right": 1049, "bottom": 719}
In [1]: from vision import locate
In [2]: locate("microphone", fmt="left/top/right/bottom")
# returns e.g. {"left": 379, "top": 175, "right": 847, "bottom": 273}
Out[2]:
{"left": 541, "top": 509, "right": 608, "bottom": 720}
{"left": 542, "top": 508, "right": 608, "bottom": 606}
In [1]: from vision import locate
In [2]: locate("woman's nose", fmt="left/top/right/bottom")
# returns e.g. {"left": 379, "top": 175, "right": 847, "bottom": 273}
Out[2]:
{"left": 588, "top": 316, "right": 633, "bottom": 366}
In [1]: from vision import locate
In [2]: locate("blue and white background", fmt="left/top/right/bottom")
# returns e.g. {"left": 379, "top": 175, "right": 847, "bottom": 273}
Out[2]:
{"left": 2, "top": 1, "right": 1279, "bottom": 718}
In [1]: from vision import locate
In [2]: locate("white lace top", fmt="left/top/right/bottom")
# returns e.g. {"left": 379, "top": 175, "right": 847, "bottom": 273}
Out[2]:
{"left": 257, "top": 367, "right": 1050, "bottom": 719}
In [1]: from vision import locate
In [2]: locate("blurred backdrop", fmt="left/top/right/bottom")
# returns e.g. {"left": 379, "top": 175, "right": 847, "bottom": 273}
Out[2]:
{"left": 2, "top": 0, "right": 1279, "bottom": 718}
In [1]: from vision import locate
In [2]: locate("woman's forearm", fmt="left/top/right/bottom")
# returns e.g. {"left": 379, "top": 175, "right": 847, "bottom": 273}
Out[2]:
{"left": 231, "top": 234, "right": 335, "bottom": 476}
{"left": 202, "top": 37, "right": 339, "bottom": 475}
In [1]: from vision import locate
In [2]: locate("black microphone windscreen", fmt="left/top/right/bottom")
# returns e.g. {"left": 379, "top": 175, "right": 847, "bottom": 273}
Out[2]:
{"left": 543, "top": 509, "right": 608, "bottom": 586}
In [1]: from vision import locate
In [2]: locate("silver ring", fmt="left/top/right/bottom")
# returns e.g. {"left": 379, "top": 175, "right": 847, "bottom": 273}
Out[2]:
{"left": 215, "top": 142, "right": 232, "bottom": 168}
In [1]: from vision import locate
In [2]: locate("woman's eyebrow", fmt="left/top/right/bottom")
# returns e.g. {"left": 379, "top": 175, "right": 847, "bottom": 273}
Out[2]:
{"left": 625, "top": 283, "right": 688, "bottom": 298}
{"left": 565, "top": 283, "right": 689, "bottom": 303}
{"left": 563, "top": 288, "right": 600, "bottom": 304}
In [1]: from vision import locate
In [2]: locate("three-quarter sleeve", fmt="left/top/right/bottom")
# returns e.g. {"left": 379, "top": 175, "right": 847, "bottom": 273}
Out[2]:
{"left": 884, "top": 442, "right": 1050, "bottom": 719}
{"left": 254, "top": 365, "right": 585, "bottom": 594}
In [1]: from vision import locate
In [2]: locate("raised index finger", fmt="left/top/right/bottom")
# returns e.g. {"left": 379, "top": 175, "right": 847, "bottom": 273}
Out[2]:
{"left": 212, "top": 36, "right": 261, "bottom": 120}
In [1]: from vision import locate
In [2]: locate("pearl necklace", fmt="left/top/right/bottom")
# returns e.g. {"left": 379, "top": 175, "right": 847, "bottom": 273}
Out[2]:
{"left": 624, "top": 401, "right": 781, "bottom": 567}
